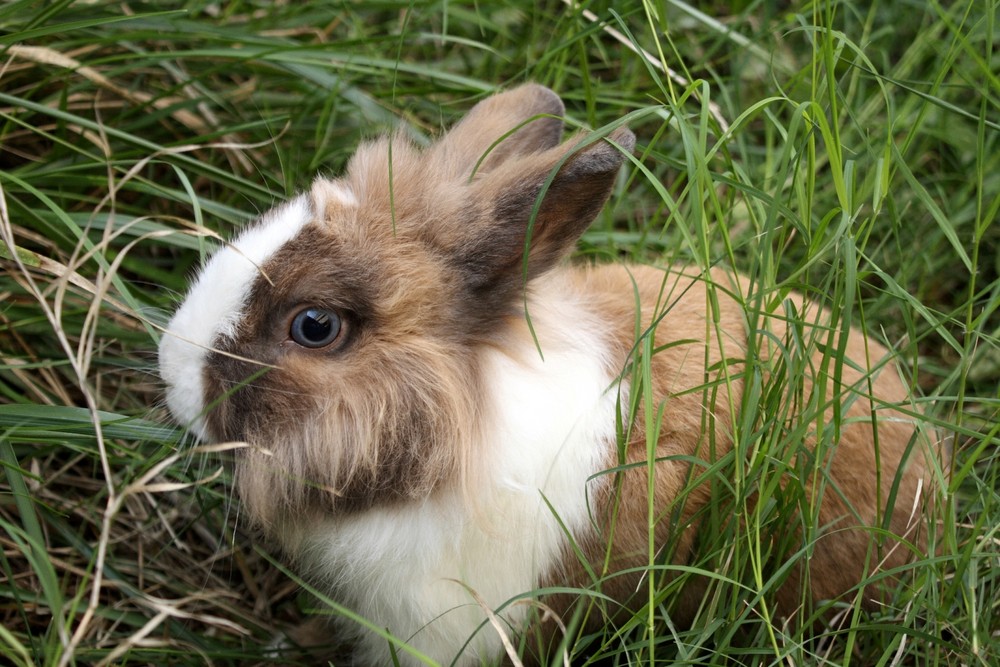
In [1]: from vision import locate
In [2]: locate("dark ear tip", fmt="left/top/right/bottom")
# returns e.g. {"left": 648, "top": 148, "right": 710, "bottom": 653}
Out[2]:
{"left": 568, "top": 127, "right": 635, "bottom": 175}
{"left": 608, "top": 126, "right": 636, "bottom": 154}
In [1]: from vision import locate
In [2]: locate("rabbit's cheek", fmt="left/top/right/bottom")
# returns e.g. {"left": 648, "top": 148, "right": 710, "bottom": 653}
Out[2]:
{"left": 196, "top": 342, "right": 271, "bottom": 435}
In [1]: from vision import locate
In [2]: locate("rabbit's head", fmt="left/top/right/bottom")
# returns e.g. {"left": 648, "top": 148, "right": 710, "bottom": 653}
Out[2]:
{"left": 158, "top": 84, "right": 635, "bottom": 531}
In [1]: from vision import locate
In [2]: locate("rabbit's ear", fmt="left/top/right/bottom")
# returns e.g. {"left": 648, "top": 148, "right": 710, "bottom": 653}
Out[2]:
{"left": 454, "top": 126, "right": 635, "bottom": 298}
{"left": 431, "top": 84, "right": 565, "bottom": 180}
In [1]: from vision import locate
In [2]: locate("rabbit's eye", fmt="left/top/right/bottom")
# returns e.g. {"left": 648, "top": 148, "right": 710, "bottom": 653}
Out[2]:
{"left": 290, "top": 307, "right": 342, "bottom": 348}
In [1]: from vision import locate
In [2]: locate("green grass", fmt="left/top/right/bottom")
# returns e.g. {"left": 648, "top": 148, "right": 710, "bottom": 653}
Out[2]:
{"left": 1, "top": 0, "right": 997, "bottom": 664}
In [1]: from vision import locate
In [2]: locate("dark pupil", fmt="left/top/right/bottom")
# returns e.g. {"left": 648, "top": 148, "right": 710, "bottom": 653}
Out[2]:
{"left": 291, "top": 308, "right": 341, "bottom": 348}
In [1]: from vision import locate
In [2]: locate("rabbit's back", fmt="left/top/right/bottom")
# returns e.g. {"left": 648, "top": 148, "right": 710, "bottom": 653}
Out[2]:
{"left": 548, "top": 262, "right": 930, "bottom": 628}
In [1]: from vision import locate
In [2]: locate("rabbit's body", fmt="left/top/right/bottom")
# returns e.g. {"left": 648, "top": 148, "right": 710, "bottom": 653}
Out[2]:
{"left": 159, "top": 85, "right": 932, "bottom": 665}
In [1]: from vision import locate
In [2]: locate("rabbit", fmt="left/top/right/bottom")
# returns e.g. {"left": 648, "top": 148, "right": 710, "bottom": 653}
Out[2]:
{"left": 158, "top": 83, "right": 935, "bottom": 665}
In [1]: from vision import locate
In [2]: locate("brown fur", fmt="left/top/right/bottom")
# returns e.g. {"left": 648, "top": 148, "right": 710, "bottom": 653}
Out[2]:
{"left": 193, "top": 84, "right": 937, "bottom": 660}
{"left": 524, "top": 264, "right": 932, "bottom": 654}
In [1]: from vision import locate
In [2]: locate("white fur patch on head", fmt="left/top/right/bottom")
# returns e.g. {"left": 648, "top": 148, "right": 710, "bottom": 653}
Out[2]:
{"left": 158, "top": 195, "right": 312, "bottom": 438}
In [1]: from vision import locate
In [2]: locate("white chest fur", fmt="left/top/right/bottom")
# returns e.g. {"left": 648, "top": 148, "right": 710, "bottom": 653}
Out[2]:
{"left": 285, "top": 288, "right": 622, "bottom": 665}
